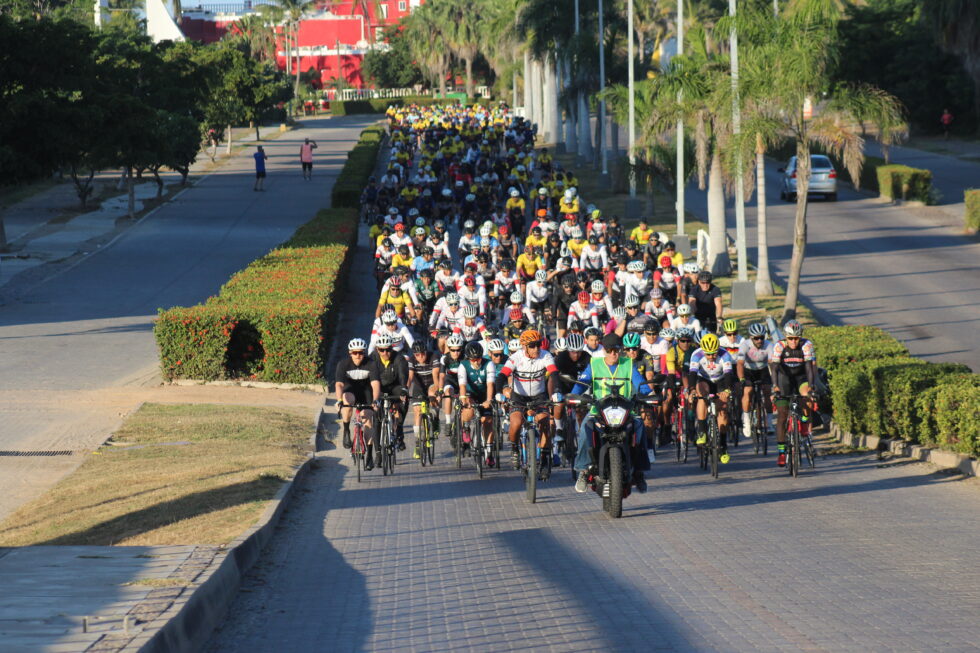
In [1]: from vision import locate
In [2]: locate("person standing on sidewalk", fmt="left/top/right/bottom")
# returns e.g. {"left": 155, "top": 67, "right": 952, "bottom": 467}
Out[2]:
{"left": 940, "top": 109, "right": 954, "bottom": 140}
{"left": 253, "top": 146, "right": 268, "bottom": 191}
{"left": 300, "top": 138, "right": 318, "bottom": 180}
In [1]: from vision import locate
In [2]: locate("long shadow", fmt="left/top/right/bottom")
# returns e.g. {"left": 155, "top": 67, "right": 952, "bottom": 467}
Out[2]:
{"left": 493, "top": 528, "right": 698, "bottom": 650}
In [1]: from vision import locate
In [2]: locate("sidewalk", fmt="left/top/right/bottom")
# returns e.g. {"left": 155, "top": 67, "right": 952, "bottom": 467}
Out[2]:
{"left": 0, "top": 121, "right": 294, "bottom": 293}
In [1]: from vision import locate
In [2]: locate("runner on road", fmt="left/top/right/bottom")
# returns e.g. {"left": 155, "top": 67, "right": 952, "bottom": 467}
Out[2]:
{"left": 300, "top": 138, "right": 318, "bottom": 180}
{"left": 253, "top": 146, "right": 268, "bottom": 191}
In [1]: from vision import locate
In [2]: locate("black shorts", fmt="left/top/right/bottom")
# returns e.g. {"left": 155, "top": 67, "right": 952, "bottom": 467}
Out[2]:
{"left": 744, "top": 368, "right": 772, "bottom": 386}
{"left": 775, "top": 369, "right": 809, "bottom": 395}
{"left": 530, "top": 300, "right": 549, "bottom": 313}
{"left": 694, "top": 377, "right": 733, "bottom": 395}
{"left": 342, "top": 384, "right": 372, "bottom": 406}
{"left": 509, "top": 392, "right": 550, "bottom": 413}
{"left": 255, "top": 170, "right": 266, "bottom": 179}
{"left": 302, "top": 162, "right": 312, "bottom": 172}
{"left": 410, "top": 380, "right": 434, "bottom": 402}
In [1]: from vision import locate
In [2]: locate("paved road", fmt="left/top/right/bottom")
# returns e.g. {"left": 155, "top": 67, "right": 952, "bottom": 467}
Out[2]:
{"left": 684, "top": 151, "right": 980, "bottom": 371}
{"left": 206, "top": 223, "right": 980, "bottom": 652}
{"left": 0, "top": 115, "right": 378, "bottom": 521}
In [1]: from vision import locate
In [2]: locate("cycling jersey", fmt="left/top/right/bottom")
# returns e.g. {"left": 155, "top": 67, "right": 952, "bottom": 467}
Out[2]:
{"left": 665, "top": 344, "right": 693, "bottom": 376}
{"left": 771, "top": 339, "right": 815, "bottom": 371}
{"left": 435, "top": 306, "right": 466, "bottom": 331}
{"left": 567, "top": 301, "right": 598, "bottom": 329}
{"left": 669, "top": 316, "right": 702, "bottom": 333}
{"left": 554, "top": 350, "right": 590, "bottom": 393}
{"left": 368, "top": 323, "right": 414, "bottom": 354}
{"left": 719, "top": 334, "right": 745, "bottom": 357}
{"left": 409, "top": 355, "right": 440, "bottom": 390}
{"left": 499, "top": 350, "right": 557, "bottom": 397}
{"left": 738, "top": 339, "right": 773, "bottom": 371}
{"left": 456, "top": 319, "right": 487, "bottom": 341}
{"left": 441, "top": 353, "right": 465, "bottom": 387}
{"left": 458, "top": 359, "right": 496, "bottom": 400}
{"left": 493, "top": 271, "right": 519, "bottom": 296}
{"left": 579, "top": 245, "right": 608, "bottom": 270}
{"left": 377, "top": 289, "right": 413, "bottom": 316}
{"left": 524, "top": 281, "right": 550, "bottom": 306}
{"left": 687, "top": 349, "right": 735, "bottom": 382}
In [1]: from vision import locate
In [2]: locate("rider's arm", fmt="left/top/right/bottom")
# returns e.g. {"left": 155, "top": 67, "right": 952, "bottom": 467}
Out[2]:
{"left": 737, "top": 358, "right": 746, "bottom": 382}
{"left": 370, "top": 380, "right": 382, "bottom": 403}
{"left": 457, "top": 365, "right": 468, "bottom": 401}
{"left": 570, "top": 365, "right": 592, "bottom": 395}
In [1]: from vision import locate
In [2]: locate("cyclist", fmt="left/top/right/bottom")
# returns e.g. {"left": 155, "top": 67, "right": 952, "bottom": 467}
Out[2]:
{"left": 376, "top": 282, "right": 414, "bottom": 321}
{"left": 623, "top": 331, "right": 663, "bottom": 447}
{"left": 525, "top": 269, "right": 552, "bottom": 328}
{"left": 369, "top": 310, "right": 414, "bottom": 354}
{"left": 408, "top": 341, "right": 442, "bottom": 458}
{"left": 370, "top": 334, "right": 410, "bottom": 462}
{"left": 551, "top": 276, "right": 578, "bottom": 339}
{"left": 670, "top": 303, "right": 701, "bottom": 334}
{"left": 629, "top": 217, "right": 654, "bottom": 246}
{"left": 579, "top": 235, "right": 608, "bottom": 273}
{"left": 413, "top": 268, "right": 439, "bottom": 322}
{"left": 568, "top": 290, "right": 599, "bottom": 331}
{"left": 439, "top": 333, "right": 467, "bottom": 440}
{"left": 583, "top": 326, "right": 605, "bottom": 357}
{"left": 458, "top": 342, "right": 497, "bottom": 465}
{"left": 455, "top": 305, "right": 487, "bottom": 342}
{"left": 335, "top": 338, "right": 380, "bottom": 455}
{"left": 738, "top": 322, "right": 774, "bottom": 442}
{"left": 689, "top": 271, "right": 723, "bottom": 334}
{"left": 496, "top": 329, "right": 560, "bottom": 471}
{"left": 572, "top": 333, "right": 652, "bottom": 493}
{"left": 769, "top": 320, "right": 818, "bottom": 467}
{"left": 685, "top": 332, "right": 735, "bottom": 464}
{"left": 617, "top": 293, "right": 655, "bottom": 335}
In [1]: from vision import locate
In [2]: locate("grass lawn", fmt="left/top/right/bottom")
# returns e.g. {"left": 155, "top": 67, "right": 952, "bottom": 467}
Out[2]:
{"left": 0, "top": 403, "right": 313, "bottom": 547}
{"left": 552, "top": 151, "right": 818, "bottom": 329}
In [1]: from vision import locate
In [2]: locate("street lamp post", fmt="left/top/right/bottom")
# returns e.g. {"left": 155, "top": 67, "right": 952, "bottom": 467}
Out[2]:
{"left": 598, "top": 0, "right": 608, "bottom": 177}
{"left": 627, "top": 0, "right": 636, "bottom": 197}
{"left": 729, "top": 0, "right": 747, "bottom": 282}
{"left": 675, "top": 0, "right": 685, "bottom": 237}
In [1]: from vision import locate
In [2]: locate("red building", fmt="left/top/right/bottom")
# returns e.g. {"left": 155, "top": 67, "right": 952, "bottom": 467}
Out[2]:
{"left": 179, "top": 0, "right": 421, "bottom": 88}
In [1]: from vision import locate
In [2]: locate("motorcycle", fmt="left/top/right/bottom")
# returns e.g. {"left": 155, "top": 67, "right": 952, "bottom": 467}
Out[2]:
{"left": 566, "top": 382, "right": 659, "bottom": 518}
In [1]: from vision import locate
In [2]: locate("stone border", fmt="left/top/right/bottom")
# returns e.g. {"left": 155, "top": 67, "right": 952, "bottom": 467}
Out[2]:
{"left": 122, "top": 425, "right": 323, "bottom": 652}
{"left": 168, "top": 378, "right": 328, "bottom": 393}
{"left": 829, "top": 421, "right": 979, "bottom": 477}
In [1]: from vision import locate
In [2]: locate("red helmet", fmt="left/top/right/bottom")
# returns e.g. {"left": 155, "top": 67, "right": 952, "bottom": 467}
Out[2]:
{"left": 464, "top": 276, "right": 476, "bottom": 286}
{"left": 577, "top": 291, "right": 590, "bottom": 304}
{"left": 394, "top": 222, "right": 405, "bottom": 231}
{"left": 499, "top": 225, "right": 509, "bottom": 234}
{"left": 659, "top": 255, "right": 672, "bottom": 267}
{"left": 509, "top": 307, "right": 524, "bottom": 321}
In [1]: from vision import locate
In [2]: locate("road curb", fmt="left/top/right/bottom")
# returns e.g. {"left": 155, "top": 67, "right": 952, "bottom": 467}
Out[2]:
{"left": 829, "top": 421, "right": 978, "bottom": 477}
{"left": 124, "top": 424, "right": 324, "bottom": 652}
{"left": 168, "top": 379, "right": 328, "bottom": 393}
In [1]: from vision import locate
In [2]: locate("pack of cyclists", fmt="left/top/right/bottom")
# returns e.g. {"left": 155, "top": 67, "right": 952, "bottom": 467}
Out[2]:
{"left": 336, "top": 102, "right": 821, "bottom": 488}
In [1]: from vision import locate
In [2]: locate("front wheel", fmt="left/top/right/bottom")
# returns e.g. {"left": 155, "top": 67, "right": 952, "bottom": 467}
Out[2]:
{"left": 525, "top": 429, "right": 537, "bottom": 504}
{"left": 607, "top": 446, "right": 624, "bottom": 518}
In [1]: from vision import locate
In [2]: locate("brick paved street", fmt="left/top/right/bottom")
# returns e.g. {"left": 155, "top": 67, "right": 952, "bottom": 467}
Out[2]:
{"left": 206, "top": 223, "right": 980, "bottom": 652}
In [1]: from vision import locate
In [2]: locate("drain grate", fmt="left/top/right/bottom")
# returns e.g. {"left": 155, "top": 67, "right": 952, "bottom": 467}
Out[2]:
{"left": 0, "top": 450, "right": 75, "bottom": 457}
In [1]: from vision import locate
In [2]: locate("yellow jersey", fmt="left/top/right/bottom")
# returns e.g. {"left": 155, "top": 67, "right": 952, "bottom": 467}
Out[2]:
{"left": 630, "top": 226, "right": 654, "bottom": 245}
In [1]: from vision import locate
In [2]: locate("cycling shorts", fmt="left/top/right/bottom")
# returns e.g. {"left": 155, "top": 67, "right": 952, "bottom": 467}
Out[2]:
{"left": 342, "top": 384, "right": 372, "bottom": 406}
{"left": 695, "top": 377, "right": 733, "bottom": 396}
{"left": 530, "top": 300, "right": 549, "bottom": 313}
{"left": 774, "top": 369, "right": 809, "bottom": 406}
{"left": 744, "top": 368, "right": 772, "bottom": 386}
{"left": 509, "top": 392, "right": 550, "bottom": 414}
{"left": 410, "top": 379, "right": 435, "bottom": 401}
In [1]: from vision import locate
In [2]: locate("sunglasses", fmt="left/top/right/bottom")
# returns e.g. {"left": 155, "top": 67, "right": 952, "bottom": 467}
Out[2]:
{"left": 624, "top": 347, "right": 640, "bottom": 353}
{"left": 751, "top": 336, "right": 764, "bottom": 341}
{"left": 786, "top": 336, "right": 801, "bottom": 341}
{"left": 525, "top": 342, "right": 541, "bottom": 348}
{"left": 350, "top": 351, "right": 365, "bottom": 356}
{"left": 491, "top": 352, "right": 506, "bottom": 357}
{"left": 449, "top": 348, "right": 463, "bottom": 353}
{"left": 376, "top": 348, "right": 392, "bottom": 353}
{"left": 679, "top": 339, "right": 693, "bottom": 344}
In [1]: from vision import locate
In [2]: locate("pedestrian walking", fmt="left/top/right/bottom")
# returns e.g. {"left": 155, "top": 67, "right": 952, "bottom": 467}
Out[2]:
{"left": 941, "top": 108, "right": 954, "bottom": 140}
{"left": 300, "top": 138, "right": 318, "bottom": 180}
{"left": 253, "top": 146, "right": 268, "bottom": 191}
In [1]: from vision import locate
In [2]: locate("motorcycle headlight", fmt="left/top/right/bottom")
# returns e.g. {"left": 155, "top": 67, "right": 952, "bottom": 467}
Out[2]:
{"left": 601, "top": 405, "right": 629, "bottom": 428}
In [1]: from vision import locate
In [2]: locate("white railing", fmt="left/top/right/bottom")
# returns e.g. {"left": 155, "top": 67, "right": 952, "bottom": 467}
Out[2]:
{"left": 325, "top": 88, "right": 433, "bottom": 101}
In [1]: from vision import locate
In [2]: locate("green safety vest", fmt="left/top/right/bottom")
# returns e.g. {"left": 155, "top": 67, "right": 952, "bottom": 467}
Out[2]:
{"left": 589, "top": 356, "right": 634, "bottom": 414}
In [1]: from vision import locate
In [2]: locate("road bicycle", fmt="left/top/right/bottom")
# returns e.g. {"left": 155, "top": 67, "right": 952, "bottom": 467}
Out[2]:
{"left": 341, "top": 403, "right": 372, "bottom": 483}
{"left": 779, "top": 393, "right": 818, "bottom": 477}
{"left": 509, "top": 396, "right": 557, "bottom": 504}
{"left": 415, "top": 396, "right": 436, "bottom": 466}
{"left": 695, "top": 393, "right": 722, "bottom": 479}
{"left": 670, "top": 380, "right": 689, "bottom": 463}
{"left": 377, "top": 393, "right": 402, "bottom": 476}
{"left": 749, "top": 379, "right": 769, "bottom": 456}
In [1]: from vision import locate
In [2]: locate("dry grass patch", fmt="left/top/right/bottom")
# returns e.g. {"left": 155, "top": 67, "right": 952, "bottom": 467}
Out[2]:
{"left": 0, "top": 403, "right": 312, "bottom": 547}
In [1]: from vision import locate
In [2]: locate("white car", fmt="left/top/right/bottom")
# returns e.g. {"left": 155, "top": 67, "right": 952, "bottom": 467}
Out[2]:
{"left": 779, "top": 154, "right": 837, "bottom": 202}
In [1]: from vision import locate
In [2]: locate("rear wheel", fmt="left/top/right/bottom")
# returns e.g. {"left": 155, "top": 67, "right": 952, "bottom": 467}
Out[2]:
{"left": 789, "top": 421, "right": 800, "bottom": 477}
{"left": 607, "top": 446, "right": 624, "bottom": 518}
{"left": 525, "top": 429, "right": 537, "bottom": 504}
{"left": 418, "top": 415, "right": 428, "bottom": 467}
{"left": 709, "top": 418, "right": 720, "bottom": 479}
{"left": 453, "top": 409, "right": 463, "bottom": 469}
{"left": 426, "top": 415, "right": 436, "bottom": 464}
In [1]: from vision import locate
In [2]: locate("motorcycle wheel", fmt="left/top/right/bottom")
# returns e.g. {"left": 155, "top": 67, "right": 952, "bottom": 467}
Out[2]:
{"left": 607, "top": 446, "right": 624, "bottom": 518}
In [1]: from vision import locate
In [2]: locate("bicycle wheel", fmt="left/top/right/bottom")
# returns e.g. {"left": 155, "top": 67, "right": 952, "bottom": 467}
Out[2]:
{"left": 453, "top": 409, "right": 463, "bottom": 469}
{"left": 789, "top": 421, "right": 800, "bottom": 478}
{"left": 673, "top": 409, "right": 683, "bottom": 462}
{"left": 804, "top": 434, "right": 816, "bottom": 468}
{"left": 418, "top": 413, "right": 428, "bottom": 467}
{"left": 525, "top": 429, "right": 537, "bottom": 504}
{"left": 426, "top": 414, "right": 436, "bottom": 465}
{"left": 380, "top": 420, "right": 391, "bottom": 477}
{"left": 710, "top": 417, "right": 720, "bottom": 479}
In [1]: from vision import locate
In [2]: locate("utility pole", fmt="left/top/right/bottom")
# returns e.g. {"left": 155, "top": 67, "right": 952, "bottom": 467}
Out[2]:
{"left": 627, "top": 0, "right": 636, "bottom": 197}
{"left": 675, "top": 0, "right": 685, "bottom": 237}
{"left": 598, "top": 0, "right": 608, "bottom": 177}
{"left": 730, "top": 0, "right": 747, "bottom": 282}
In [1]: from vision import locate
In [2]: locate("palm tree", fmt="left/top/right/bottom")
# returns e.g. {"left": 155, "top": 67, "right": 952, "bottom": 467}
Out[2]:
{"left": 436, "top": 1, "right": 483, "bottom": 97}
{"left": 922, "top": 0, "right": 980, "bottom": 127}
{"left": 403, "top": 3, "right": 451, "bottom": 96}
{"left": 226, "top": 14, "right": 277, "bottom": 62}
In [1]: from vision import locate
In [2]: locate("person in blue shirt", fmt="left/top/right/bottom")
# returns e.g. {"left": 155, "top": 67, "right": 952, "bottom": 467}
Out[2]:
{"left": 571, "top": 333, "right": 652, "bottom": 493}
{"left": 411, "top": 247, "right": 436, "bottom": 274}
{"left": 253, "top": 146, "right": 268, "bottom": 191}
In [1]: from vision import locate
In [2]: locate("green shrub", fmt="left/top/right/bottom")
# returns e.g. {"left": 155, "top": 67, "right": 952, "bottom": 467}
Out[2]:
{"left": 828, "top": 356, "right": 921, "bottom": 436}
{"left": 876, "top": 164, "right": 933, "bottom": 202}
{"left": 154, "top": 306, "right": 238, "bottom": 381}
{"left": 965, "top": 188, "right": 980, "bottom": 233}
{"left": 869, "top": 361, "right": 972, "bottom": 441}
{"left": 808, "top": 325, "right": 909, "bottom": 373}
{"left": 916, "top": 375, "right": 980, "bottom": 457}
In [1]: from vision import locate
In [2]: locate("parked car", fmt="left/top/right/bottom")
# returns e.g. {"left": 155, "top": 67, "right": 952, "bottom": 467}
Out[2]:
{"left": 779, "top": 154, "right": 837, "bottom": 202}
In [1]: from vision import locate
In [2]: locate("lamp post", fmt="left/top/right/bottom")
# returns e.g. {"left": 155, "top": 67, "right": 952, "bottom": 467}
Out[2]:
{"left": 675, "top": 0, "right": 685, "bottom": 236}
{"left": 627, "top": 0, "right": 636, "bottom": 197}
{"left": 729, "top": 0, "right": 747, "bottom": 282}
{"left": 598, "top": 0, "right": 608, "bottom": 177}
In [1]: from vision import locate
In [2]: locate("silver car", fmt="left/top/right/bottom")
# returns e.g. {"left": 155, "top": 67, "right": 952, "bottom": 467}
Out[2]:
{"left": 779, "top": 154, "right": 837, "bottom": 202}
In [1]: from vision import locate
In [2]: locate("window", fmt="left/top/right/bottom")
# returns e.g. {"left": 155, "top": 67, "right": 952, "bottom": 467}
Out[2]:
{"left": 379, "top": 4, "right": 387, "bottom": 18}
{"left": 398, "top": 0, "right": 406, "bottom": 10}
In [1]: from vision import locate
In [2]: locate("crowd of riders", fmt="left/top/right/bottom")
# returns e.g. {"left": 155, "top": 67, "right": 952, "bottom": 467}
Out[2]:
{"left": 335, "top": 101, "right": 821, "bottom": 491}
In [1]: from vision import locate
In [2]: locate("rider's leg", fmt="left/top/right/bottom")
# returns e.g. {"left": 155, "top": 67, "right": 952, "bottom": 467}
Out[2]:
{"left": 695, "top": 381, "right": 709, "bottom": 442}
{"left": 361, "top": 408, "right": 376, "bottom": 446}
{"left": 508, "top": 409, "right": 523, "bottom": 467}
{"left": 573, "top": 414, "right": 596, "bottom": 472}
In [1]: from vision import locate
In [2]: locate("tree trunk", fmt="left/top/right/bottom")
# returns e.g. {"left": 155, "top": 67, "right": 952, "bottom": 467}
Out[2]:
{"left": 782, "top": 142, "right": 811, "bottom": 322}
{"left": 754, "top": 134, "right": 773, "bottom": 296}
{"left": 226, "top": 125, "right": 232, "bottom": 155}
{"left": 152, "top": 167, "right": 164, "bottom": 198}
{"left": 255, "top": 123, "right": 261, "bottom": 141}
{"left": 564, "top": 59, "right": 577, "bottom": 153}
{"left": 464, "top": 57, "right": 473, "bottom": 97}
{"left": 438, "top": 64, "right": 447, "bottom": 98}
{"left": 531, "top": 58, "right": 543, "bottom": 131}
{"left": 523, "top": 50, "right": 531, "bottom": 119}
{"left": 70, "top": 165, "right": 95, "bottom": 209}
{"left": 578, "top": 92, "right": 592, "bottom": 160}
{"left": 707, "top": 148, "right": 731, "bottom": 276}
{"left": 637, "top": 32, "right": 645, "bottom": 66}
{"left": 126, "top": 166, "right": 135, "bottom": 219}
{"left": 593, "top": 107, "right": 602, "bottom": 169}
{"left": 551, "top": 56, "right": 562, "bottom": 146}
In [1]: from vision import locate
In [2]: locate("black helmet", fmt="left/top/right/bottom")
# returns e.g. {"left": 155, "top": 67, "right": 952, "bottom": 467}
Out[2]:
{"left": 382, "top": 238, "right": 393, "bottom": 248}
{"left": 420, "top": 267, "right": 434, "bottom": 277}
{"left": 698, "top": 271, "right": 713, "bottom": 283}
{"left": 588, "top": 235, "right": 598, "bottom": 245}
{"left": 412, "top": 341, "right": 428, "bottom": 354}
{"left": 464, "top": 342, "right": 484, "bottom": 359}
{"left": 398, "top": 244, "right": 409, "bottom": 255}
{"left": 422, "top": 246, "right": 434, "bottom": 255}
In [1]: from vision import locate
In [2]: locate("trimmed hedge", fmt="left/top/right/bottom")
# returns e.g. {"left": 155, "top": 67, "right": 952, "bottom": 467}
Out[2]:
{"left": 155, "top": 208, "right": 358, "bottom": 383}
{"left": 877, "top": 164, "right": 933, "bottom": 203}
{"left": 330, "top": 126, "right": 385, "bottom": 209}
{"left": 330, "top": 95, "right": 484, "bottom": 116}
{"left": 807, "top": 325, "right": 909, "bottom": 373}
{"left": 965, "top": 188, "right": 980, "bottom": 233}
{"left": 916, "top": 375, "right": 980, "bottom": 456}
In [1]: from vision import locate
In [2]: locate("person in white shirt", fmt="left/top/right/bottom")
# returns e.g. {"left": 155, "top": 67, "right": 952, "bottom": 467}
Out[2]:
{"left": 582, "top": 326, "right": 605, "bottom": 357}
{"left": 579, "top": 236, "right": 608, "bottom": 272}
{"left": 644, "top": 287, "right": 674, "bottom": 327}
{"left": 368, "top": 311, "right": 414, "bottom": 354}
{"left": 669, "top": 303, "right": 701, "bottom": 333}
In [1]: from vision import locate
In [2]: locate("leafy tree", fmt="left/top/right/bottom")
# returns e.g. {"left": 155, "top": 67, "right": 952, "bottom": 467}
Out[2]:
{"left": 361, "top": 25, "right": 424, "bottom": 88}
{"left": 921, "top": 0, "right": 980, "bottom": 129}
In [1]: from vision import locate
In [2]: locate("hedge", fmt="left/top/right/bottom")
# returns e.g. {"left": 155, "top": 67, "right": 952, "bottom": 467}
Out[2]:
{"left": 155, "top": 207, "right": 358, "bottom": 383}
{"left": 807, "top": 325, "right": 909, "bottom": 373}
{"left": 330, "top": 95, "right": 485, "bottom": 116}
{"left": 330, "top": 126, "right": 385, "bottom": 209}
{"left": 965, "top": 188, "right": 980, "bottom": 233}
{"left": 877, "top": 164, "right": 933, "bottom": 203}
{"left": 915, "top": 375, "right": 980, "bottom": 456}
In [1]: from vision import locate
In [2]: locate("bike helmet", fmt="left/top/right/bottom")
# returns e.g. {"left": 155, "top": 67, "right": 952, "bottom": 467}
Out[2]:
{"left": 381, "top": 238, "right": 393, "bottom": 248}
{"left": 590, "top": 280, "right": 604, "bottom": 293}
{"left": 510, "top": 290, "right": 523, "bottom": 304}
{"left": 623, "top": 332, "right": 641, "bottom": 348}
{"left": 612, "top": 306, "right": 626, "bottom": 321}
{"left": 650, "top": 287, "right": 664, "bottom": 299}
{"left": 659, "top": 328, "right": 676, "bottom": 340}
{"left": 723, "top": 318, "right": 739, "bottom": 334}
{"left": 508, "top": 338, "right": 521, "bottom": 352}
{"left": 571, "top": 226, "right": 583, "bottom": 239}
{"left": 500, "top": 258, "right": 515, "bottom": 271}
{"left": 783, "top": 320, "right": 804, "bottom": 337}
{"left": 659, "top": 255, "right": 673, "bottom": 268}
{"left": 465, "top": 342, "right": 484, "bottom": 359}
{"left": 480, "top": 224, "right": 492, "bottom": 237}
{"left": 748, "top": 322, "right": 767, "bottom": 338}
{"left": 441, "top": 188, "right": 452, "bottom": 197}
{"left": 464, "top": 275, "right": 477, "bottom": 286}
{"left": 565, "top": 333, "right": 585, "bottom": 351}
{"left": 446, "top": 333, "right": 465, "bottom": 348}
{"left": 381, "top": 310, "right": 398, "bottom": 324}
{"left": 519, "top": 329, "right": 542, "bottom": 346}
{"left": 375, "top": 334, "right": 394, "bottom": 349}
{"left": 676, "top": 327, "right": 695, "bottom": 341}
{"left": 509, "top": 307, "right": 525, "bottom": 322}
{"left": 413, "top": 227, "right": 426, "bottom": 237}
{"left": 487, "top": 339, "right": 505, "bottom": 353}
{"left": 463, "top": 305, "right": 478, "bottom": 318}
{"left": 411, "top": 341, "right": 428, "bottom": 354}
{"left": 588, "top": 235, "right": 598, "bottom": 245}
{"left": 676, "top": 304, "right": 691, "bottom": 316}
{"left": 538, "top": 187, "right": 548, "bottom": 195}
{"left": 446, "top": 293, "right": 461, "bottom": 306}
{"left": 510, "top": 189, "right": 520, "bottom": 197}
{"left": 577, "top": 291, "right": 590, "bottom": 305}
{"left": 583, "top": 326, "right": 602, "bottom": 339}
{"left": 463, "top": 219, "right": 476, "bottom": 230}
{"left": 563, "top": 189, "right": 574, "bottom": 200}
{"left": 683, "top": 262, "right": 700, "bottom": 274}
{"left": 348, "top": 338, "right": 367, "bottom": 351}
{"left": 627, "top": 260, "right": 644, "bottom": 273}
{"left": 697, "top": 271, "right": 713, "bottom": 283}
{"left": 699, "top": 333, "right": 720, "bottom": 354}
{"left": 534, "top": 269, "right": 548, "bottom": 283}
{"left": 624, "top": 293, "right": 640, "bottom": 308}
{"left": 397, "top": 244, "right": 409, "bottom": 255}
{"left": 465, "top": 193, "right": 476, "bottom": 202}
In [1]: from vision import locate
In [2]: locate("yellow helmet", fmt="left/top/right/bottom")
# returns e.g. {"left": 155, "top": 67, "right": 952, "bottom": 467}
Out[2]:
{"left": 699, "top": 333, "right": 720, "bottom": 354}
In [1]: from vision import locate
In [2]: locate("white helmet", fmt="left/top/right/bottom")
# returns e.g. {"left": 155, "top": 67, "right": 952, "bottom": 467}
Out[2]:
{"left": 676, "top": 304, "right": 691, "bottom": 316}
{"left": 683, "top": 261, "right": 700, "bottom": 274}
{"left": 563, "top": 189, "right": 573, "bottom": 200}
{"left": 534, "top": 269, "right": 548, "bottom": 283}
{"left": 569, "top": 187, "right": 578, "bottom": 197}
{"left": 480, "top": 224, "right": 492, "bottom": 237}
{"left": 590, "top": 280, "right": 604, "bottom": 293}
{"left": 627, "top": 260, "right": 645, "bottom": 273}
{"left": 375, "top": 334, "right": 394, "bottom": 349}
{"left": 487, "top": 339, "right": 505, "bottom": 352}
{"left": 441, "top": 188, "right": 452, "bottom": 197}
{"left": 446, "top": 333, "right": 465, "bottom": 348}
{"left": 565, "top": 333, "right": 585, "bottom": 352}
{"left": 508, "top": 338, "right": 521, "bottom": 352}
{"left": 446, "top": 293, "right": 461, "bottom": 306}
{"left": 659, "top": 328, "right": 676, "bottom": 340}
{"left": 465, "top": 193, "right": 476, "bottom": 202}
{"left": 624, "top": 293, "right": 640, "bottom": 308}
{"left": 348, "top": 338, "right": 367, "bottom": 351}
{"left": 510, "top": 290, "right": 523, "bottom": 304}
{"left": 571, "top": 226, "right": 583, "bottom": 238}
{"left": 381, "top": 310, "right": 398, "bottom": 324}
{"left": 463, "top": 305, "right": 478, "bottom": 318}
{"left": 463, "top": 219, "right": 476, "bottom": 230}
{"left": 538, "top": 187, "right": 548, "bottom": 195}
{"left": 510, "top": 188, "right": 520, "bottom": 197}
{"left": 553, "top": 337, "right": 567, "bottom": 352}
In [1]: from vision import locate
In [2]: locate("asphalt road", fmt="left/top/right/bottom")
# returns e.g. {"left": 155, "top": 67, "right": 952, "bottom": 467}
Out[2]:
{"left": 0, "top": 115, "right": 378, "bottom": 520}
{"left": 685, "top": 150, "right": 980, "bottom": 371}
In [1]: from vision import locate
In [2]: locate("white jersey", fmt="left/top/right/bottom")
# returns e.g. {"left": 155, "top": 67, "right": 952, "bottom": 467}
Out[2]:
{"left": 670, "top": 316, "right": 702, "bottom": 334}
{"left": 738, "top": 339, "right": 773, "bottom": 371}
{"left": 584, "top": 344, "right": 606, "bottom": 358}
{"left": 427, "top": 238, "right": 451, "bottom": 260}
{"left": 642, "top": 336, "right": 670, "bottom": 359}
{"left": 500, "top": 350, "right": 558, "bottom": 397}
{"left": 645, "top": 299, "right": 674, "bottom": 323}
{"left": 579, "top": 245, "right": 608, "bottom": 270}
{"left": 493, "top": 270, "right": 519, "bottom": 296}
{"left": 435, "top": 269, "right": 458, "bottom": 292}
{"left": 524, "top": 281, "right": 550, "bottom": 305}
{"left": 625, "top": 274, "right": 652, "bottom": 298}
{"left": 368, "top": 323, "right": 414, "bottom": 354}
{"left": 457, "top": 285, "right": 487, "bottom": 315}
{"left": 719, "top": 334, "right": 745, "bottom": 357}
{"left": 567, "top": 301, "right": 598, "bottom": 329}
{"left": 390, "top": 233, "right": 414, "bottom": 252}
{"left": 435, "top": 306, "right": 467, "bottom": 331}
{"left": 456, "top": 319, "right": 487, "bottom": 342}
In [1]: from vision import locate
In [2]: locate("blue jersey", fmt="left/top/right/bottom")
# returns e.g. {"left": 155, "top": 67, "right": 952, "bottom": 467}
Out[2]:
{"left": 687, "top": 349, "right": 735, "bottom": 382}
